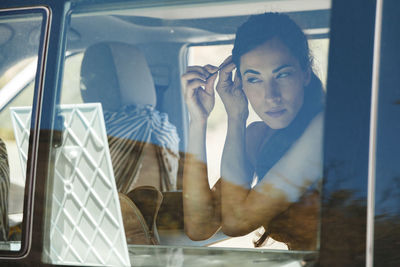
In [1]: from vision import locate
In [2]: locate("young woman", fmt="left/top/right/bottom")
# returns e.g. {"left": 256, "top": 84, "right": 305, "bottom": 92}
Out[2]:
{"left": 181, "top": 12, "right": 324, "bottom": 250}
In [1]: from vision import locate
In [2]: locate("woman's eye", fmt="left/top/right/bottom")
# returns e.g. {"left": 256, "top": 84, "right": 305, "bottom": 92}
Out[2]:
{"left": 276, "top": 72, "right": 291, "bottom": 79}
{"left": 247, "top": 77, "right": 261, "bottom": 83}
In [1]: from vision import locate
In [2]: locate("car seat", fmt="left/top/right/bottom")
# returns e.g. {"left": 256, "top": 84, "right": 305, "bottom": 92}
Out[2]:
{"left": 80, "top": 42, "right": 179, "bottom": 193}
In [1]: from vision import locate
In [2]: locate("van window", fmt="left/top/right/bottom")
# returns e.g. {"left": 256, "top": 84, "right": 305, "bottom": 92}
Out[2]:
{"left": 46, "top": 0, "right": 331, "bottom": 265}
{"left": 0, "top": 9, "right": 48, "bottom": 252}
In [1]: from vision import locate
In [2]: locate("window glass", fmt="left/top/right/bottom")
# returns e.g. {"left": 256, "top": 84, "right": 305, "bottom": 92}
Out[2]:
{"left": 48, "top": 0, "right": 331, "bottom": 265}
{"left": 0, "top": 9, "right": 46, "bottom": 251}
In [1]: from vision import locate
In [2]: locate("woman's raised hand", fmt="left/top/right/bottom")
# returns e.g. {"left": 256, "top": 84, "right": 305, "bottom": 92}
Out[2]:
{"left": 181, "top": 65, "right": 219, "bottom": 124}
{"left": 216, "top": 56, "right": 249, "bottom": 122}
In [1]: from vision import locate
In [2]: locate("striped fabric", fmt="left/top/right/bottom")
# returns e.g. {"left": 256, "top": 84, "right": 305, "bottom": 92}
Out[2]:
{"left": 0, "top": 138, "right": 9, "bottom": 241}
{"left": 104, "top": 105, "right": 180, "bottom": 193}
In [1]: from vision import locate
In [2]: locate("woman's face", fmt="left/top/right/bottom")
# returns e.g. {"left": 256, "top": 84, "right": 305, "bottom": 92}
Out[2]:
{"left": 240, "top": 38, "right": 310, "bottom": 129}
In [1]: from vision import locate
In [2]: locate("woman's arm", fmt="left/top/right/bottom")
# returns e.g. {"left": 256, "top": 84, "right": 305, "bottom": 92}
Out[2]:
{"left": 218, "top": 114, "right": 288, "bottom": 236}
{"left": 219, "top": 113, "right": 324, "bottom": 236}
{"left": 181, "top": 65, "right": 221, "bottom": 240}
{"left": 183, "top": 120, "right": 221, "bottom": 240}
{"left": 215, "top": 56, "right": 269, "bottom": 236}
{"left": 219, "top": 117, "right": 257, "bottom": 236}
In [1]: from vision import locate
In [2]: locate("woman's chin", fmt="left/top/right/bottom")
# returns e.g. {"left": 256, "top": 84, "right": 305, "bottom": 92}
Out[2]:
{"left": 263, "top": 117, "right": 292, "bottom": 130}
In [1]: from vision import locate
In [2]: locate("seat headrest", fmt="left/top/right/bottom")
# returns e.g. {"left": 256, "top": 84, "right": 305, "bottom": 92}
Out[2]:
{"left": 80, "top": 42, "right": 156, "bottom": 112}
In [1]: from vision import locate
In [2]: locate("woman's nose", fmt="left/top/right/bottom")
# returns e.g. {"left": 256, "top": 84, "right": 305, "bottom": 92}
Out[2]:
{"left": 264, "top": 80, "right": 281, "bottom": 103}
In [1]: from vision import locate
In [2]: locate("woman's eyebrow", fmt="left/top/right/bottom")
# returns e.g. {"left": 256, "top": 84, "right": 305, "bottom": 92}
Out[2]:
{"left": 243, "top": 64, "right": 294, "bottom": 76}
{"left": 243, "top": 69, "right": 260, "bottom": 76}
{"left": 272, "top": 64, "right": 293, "bottom": 73}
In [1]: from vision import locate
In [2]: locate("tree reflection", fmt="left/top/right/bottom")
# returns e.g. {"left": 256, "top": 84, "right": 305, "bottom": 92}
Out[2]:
{"left": 319, "top": 189, "right": 366, "bottom": 267}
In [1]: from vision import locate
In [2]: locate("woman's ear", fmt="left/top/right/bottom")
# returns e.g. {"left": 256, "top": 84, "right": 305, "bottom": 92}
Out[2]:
{"left": 303, "top": 67, "right": 311, "bottom": 86}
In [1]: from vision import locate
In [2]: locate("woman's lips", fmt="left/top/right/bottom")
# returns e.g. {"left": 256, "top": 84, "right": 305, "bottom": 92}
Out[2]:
{"left": 266, "top": 109, "right": 286, "bottom": 118}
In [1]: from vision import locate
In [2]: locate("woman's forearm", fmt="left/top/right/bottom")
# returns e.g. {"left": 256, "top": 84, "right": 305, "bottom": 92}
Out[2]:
{"left": 183, "top": 121, "right": 221, "bottom": 240}
{"left": 220, "top": 118, "right": 251, "bottom": 187}
{"left": 219, "top": 118, "right": 258, "bottom": 235}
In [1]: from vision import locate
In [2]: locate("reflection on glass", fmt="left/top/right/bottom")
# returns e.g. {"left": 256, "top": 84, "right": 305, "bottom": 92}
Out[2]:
{"left": 58, "top": 1, "right": 330, "bottom": 264}
{"left": 79, "top": 42, "right": 180, "bottom": 193}
{"left": 373, "top": 0, "right": 400, "bottom": 262}
{"left": 182, "top": 12, "right": 325, "bottom": 250}
{"left": 0, "top": 139, "right": 9, "bottom": 242}
{"left": 0, "top": 11, "right": 44, "bottom": 251}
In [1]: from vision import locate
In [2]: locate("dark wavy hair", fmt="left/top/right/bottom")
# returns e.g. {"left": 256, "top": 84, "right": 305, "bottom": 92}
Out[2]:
{"left": 233, "top": 12, "right": 310, "bottom": 73}
{"left": 232, "top": 12, "right": 323, "bottom": 102}
{"left": 231, "top": 12, "right": 324, "bottom": 248}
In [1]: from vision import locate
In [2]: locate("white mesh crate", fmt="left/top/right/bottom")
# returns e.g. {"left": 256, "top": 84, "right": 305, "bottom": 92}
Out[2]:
{"left": 11, "top": 103, "right": 130, "bottom": 266}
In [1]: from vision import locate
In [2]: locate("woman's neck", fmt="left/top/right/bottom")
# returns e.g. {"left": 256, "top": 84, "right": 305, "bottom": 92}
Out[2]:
{"left": 258, "top": 124, "right": 277, "bottom": 151}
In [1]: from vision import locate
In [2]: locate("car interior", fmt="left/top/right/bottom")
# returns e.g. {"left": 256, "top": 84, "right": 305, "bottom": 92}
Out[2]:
{"left": 68, "top": 2, "right": 331, "bottom": 248}
{"left": 0, "top": 0, "right": 331, "bottom": 252}
{"left": 2, "top": 0, "right": 400, "bottom": 266}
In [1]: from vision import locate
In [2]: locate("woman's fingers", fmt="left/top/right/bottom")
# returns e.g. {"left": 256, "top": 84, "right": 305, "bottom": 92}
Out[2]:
{"left": 182, "top": 64, "right": 218, "bottom": 97}
{"left": 182, "top": 65, "right": 219, "bottom": 81}
{"left": 233, "top": 71, "right": 242, "bottom": 92}
{"left": 184, "top": 79, "right": 206, "bottom": 99}
{"left": 181, "top": 69, "right": 206, "bottom": 85}
{"left": 181, "top": 67, "right": 206, "bottom": 98}
{"left": 184, "top": 65, "right": 209, "bottom": 76}
{"left": 219, "top": 55, "right": 233, "bottom": 69}
{"left": 219, "top": 56, "right": 235, "bottom": 74}
{"left": 216, "top": 56, "right": 236, "bottom": 92}
{"left": 203, "top": 65, "right": 218, "bottom": 81}
{"left": 203, "top": 65, "right": 218, "bottom": 95}
{"left": 182, "top": 65, "right": 217, "bottom": 86}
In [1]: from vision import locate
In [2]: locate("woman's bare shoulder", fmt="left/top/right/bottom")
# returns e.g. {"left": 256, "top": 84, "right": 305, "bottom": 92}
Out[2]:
{"left": 246, "top": 121, "right": 268, "bottom": 144}
{"left": 246, "top": 121, "right": 266, "bottom": 135}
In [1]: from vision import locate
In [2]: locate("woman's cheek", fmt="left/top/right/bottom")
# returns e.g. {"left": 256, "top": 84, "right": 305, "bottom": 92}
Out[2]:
{"left": 281, "top": 80, "right": 304, "bottom": 101}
